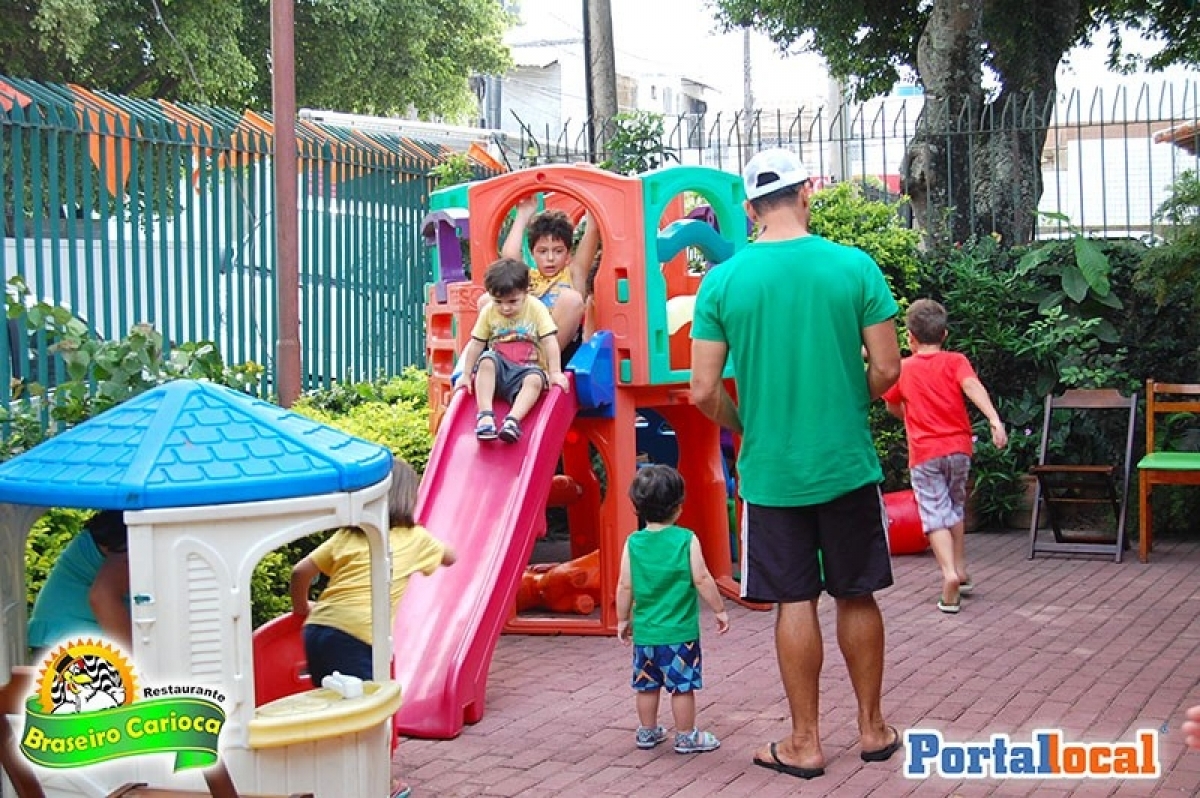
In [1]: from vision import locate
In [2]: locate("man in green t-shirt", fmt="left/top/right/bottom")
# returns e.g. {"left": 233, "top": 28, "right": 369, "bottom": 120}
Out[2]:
{"left": 690, "top": 149, "right": 903, "bottom": 781}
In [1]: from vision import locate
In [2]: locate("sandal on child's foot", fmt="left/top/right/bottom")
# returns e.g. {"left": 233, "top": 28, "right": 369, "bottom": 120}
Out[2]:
{"left": 498, "top": 415, "right": 522, "bottom": 443}
{"left": 674, "top": 728, "right": 720, "bottom": 754}
{"left": 635, "top": 725, "right": 668, "bottom": 749}
{"left": 475, "top": 411, "right": 498, "bottom": 440}
{"left": 390, "top": 780, "right": 412, "bottom": 798}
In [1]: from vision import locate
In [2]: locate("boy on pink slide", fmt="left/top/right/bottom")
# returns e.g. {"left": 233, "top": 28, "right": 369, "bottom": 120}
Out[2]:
{"left": 457, "top": 257, "right": 570, "bottom": 442}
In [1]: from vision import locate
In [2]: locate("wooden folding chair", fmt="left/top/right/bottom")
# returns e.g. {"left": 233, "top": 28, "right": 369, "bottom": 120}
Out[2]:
{"left": 1027, "top": 388, "right": 1137, "bottom": 563}
{"left": 1137, "top": 380, "right": 1200, "bottom": 563}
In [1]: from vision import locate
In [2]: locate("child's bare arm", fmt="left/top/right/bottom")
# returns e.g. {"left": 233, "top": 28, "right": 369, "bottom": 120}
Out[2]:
{"left": 541, "top": 333, "right": 570, "bottom": 390}
{"left": 501, "top": 197, "right": 538, "bottom": 261}
{"left": 290, "top": 556, "right": 320, "bottom": 617}
{"left": 440, "top": 544, "right": 458, "bottom": 567}
{"left": 455, "top": 338, "right": 486, "bottom": 393}
{"left": 570, "top": 214, "right": 600, "bottom": 296}
{"left": 962, "top": 376, "right": 1007, "bottom": 447}
{"left": 689, "top": 537, "right": 729, "bottom": 633}
{"left": 615, "top": 542, "right": 634, "bottom": 643}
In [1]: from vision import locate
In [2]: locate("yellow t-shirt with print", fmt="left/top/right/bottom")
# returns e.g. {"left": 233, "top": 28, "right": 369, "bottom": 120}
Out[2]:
{"left": 305, "top": 524, "right": 447, "bottom": 646}
{"left": 529, "top": 269, "right": 574, "bottom": 308}
{"left": 470, "top": 295, "right": 558, "bottom": 370}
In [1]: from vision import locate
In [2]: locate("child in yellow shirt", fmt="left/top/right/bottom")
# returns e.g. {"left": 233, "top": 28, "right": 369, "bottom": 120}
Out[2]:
{"left": 290, "top": 459, "right": 456, "bottom": 684}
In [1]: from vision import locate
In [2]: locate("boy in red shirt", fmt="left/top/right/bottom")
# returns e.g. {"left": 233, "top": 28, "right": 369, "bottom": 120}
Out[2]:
{"left": 883, "top": 299, "right": 1007, "bottom": 613}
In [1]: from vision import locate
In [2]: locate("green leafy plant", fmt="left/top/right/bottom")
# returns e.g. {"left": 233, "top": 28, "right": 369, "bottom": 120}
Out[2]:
{"left": 24, "top": 508, "right": 91, "bottom": 608}
{"left": 598, "top": 111, "right": 678, "bottom": 175}
{"left": 1138, "top": 170, "right": 1200, "bottom": 306}
{"left": 810, "top": 181, "right": 921, "bottom": 302}
{"left": 1018, "top": 213, "right": 1118, "bottom": 311}
{"left": 293, "top": 367, "right": 432, "bottom": 471}
{"left": 430, "top": 153, "right": 475, "bottom": 189}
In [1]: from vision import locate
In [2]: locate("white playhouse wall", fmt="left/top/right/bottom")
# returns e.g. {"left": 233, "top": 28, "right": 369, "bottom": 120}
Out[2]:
{"left": 121, "top": 476, "right": 393, "bottom": 797}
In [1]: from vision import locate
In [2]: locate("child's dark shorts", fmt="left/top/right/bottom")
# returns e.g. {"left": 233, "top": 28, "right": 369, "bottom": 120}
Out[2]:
{"left": 741, "top": 482, "right": 894, "bottom": 603}
{"left": 474, "top": 350, "right": 547, "bottom": 404}
{"left": 303, "top": 623, "right": 372, "bottom": 685}
{"left": 630, "top": 640, "right": 703, "bottom": 693}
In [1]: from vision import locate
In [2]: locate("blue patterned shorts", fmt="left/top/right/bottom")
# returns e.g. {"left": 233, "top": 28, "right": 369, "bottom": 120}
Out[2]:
{"left": 630, "top": 640, "right": 703, "bottom": 694}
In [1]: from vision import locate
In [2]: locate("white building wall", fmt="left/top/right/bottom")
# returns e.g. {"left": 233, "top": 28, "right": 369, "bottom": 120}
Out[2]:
{"left": 500, "top": 63, "right": 566, "bottom": 140}
{"left": 1039, "top": 137, "right": 1191, "bottom": 236}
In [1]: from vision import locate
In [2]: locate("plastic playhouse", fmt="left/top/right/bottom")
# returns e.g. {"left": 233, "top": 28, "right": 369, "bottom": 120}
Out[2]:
{"left": 397, "top": 161, "right": 931, "bottom": 740}
{"left": 0, "top": 380, "right": 402, "bottom": 798}
{"left": 390, "top": 163, "right": 759, "bottom": 740}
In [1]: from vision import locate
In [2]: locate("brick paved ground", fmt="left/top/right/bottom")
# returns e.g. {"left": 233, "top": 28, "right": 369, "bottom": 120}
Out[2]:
{"left": 393, "top": 531, "right": 1200, "bottom": 797}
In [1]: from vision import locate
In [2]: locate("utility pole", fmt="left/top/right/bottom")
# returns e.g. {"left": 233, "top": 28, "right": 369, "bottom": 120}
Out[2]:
{"left": 827, "top": 75, "right": 850, "bottom": 182}
{"left": 585, "top": 0, "right": 618, "bottom": 159}
{"left": 582, "top": 0, "right": 594, "bottom": 159}
{"left": 271, "top": 0, "right": 300, "bottom": 406}
{"left": 742, "top": 27, "right": 754, "bottom": 163}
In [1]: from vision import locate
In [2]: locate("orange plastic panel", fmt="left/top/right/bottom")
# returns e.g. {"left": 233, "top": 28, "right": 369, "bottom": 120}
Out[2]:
{"left": 467, "top": 166, "right": 652, "bottom": 382}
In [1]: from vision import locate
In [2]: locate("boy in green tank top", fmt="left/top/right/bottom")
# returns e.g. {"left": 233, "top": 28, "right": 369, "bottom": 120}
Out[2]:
{"left": 616, "top": 465, "right": 730, "bottom": 754}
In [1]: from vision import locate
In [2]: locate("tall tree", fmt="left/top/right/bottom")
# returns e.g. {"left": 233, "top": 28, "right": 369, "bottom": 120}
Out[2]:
{"left": 0, "top": 0, "right": 512, "bottom": 119}
{"left": 712, "top": 0, "right": 1200, "bottom": 245}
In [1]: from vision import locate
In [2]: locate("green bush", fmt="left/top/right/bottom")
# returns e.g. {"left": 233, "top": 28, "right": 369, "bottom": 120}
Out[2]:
{"left": 1137, "top": 170, "right": 1200, "bottom": 313}
{"left": 810, "top": 181, "right": 921, "bottom": 303}
{"left": 24, "top": 508, "right": 91, "bottom": 608}
{"left": 292, "top": 368, "right": 433, "bottom": 472}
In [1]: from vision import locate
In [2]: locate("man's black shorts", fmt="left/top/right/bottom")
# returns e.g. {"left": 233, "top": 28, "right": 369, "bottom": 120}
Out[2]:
{"left": 740, "top": 483, "right": 894, "bottom": 603}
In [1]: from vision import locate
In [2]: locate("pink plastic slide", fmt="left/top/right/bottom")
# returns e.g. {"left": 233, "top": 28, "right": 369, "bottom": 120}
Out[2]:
{"left": 392, "top": 380, "right": 578, "bottom": 739}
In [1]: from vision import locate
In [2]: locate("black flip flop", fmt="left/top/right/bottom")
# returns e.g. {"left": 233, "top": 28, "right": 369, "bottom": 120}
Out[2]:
{"left": 752, "top": 741, "right": 825, "bottom": 779}
{"left": 860, "top": 725, "right": 903, "bottom": 762}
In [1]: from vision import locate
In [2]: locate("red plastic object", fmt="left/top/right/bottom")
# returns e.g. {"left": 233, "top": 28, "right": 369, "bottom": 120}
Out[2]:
{"left": 546, "top": 474, "right": 583, "bottom": 507}
{"left": 516, "top": 550, "right": 600, "bottom": 615}
{"left": 883, "top": 489, "right": 930, "bottom": 555}
{"left": 251, "top": 612, "right": 312, "bottom": 707}
{"left": 392, "top": 381, "right": 579, "bottom": 739}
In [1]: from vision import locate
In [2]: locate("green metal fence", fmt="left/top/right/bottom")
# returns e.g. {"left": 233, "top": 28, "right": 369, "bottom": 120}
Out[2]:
{"left": 1, "top": 75, "right": 463, "bottom": 405}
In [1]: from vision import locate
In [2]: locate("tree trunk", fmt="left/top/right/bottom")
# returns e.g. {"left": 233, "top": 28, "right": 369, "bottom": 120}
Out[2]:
{"left": 967, "top": 92, "right": 1055, "bottom": 246}
{"left": 903, "top": 0, "right": 1083, "bottom": 246}
{"left": 902, "top": 0, "right": 984, "bottom": 244}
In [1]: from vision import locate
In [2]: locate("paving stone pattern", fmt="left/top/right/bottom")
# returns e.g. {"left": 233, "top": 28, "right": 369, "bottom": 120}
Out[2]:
{"left": 394, "top": 532, "right": 1200, "bottom": 797}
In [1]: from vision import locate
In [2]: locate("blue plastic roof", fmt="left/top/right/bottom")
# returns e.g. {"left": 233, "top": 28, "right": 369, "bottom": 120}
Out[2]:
{"left": 0, "top": 380, "right": 393, "bottom": 509}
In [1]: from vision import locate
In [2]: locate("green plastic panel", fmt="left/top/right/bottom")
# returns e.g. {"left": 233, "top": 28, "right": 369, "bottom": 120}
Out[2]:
{"left": 639, "top": 166, "right": 744, "bottom": 385}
